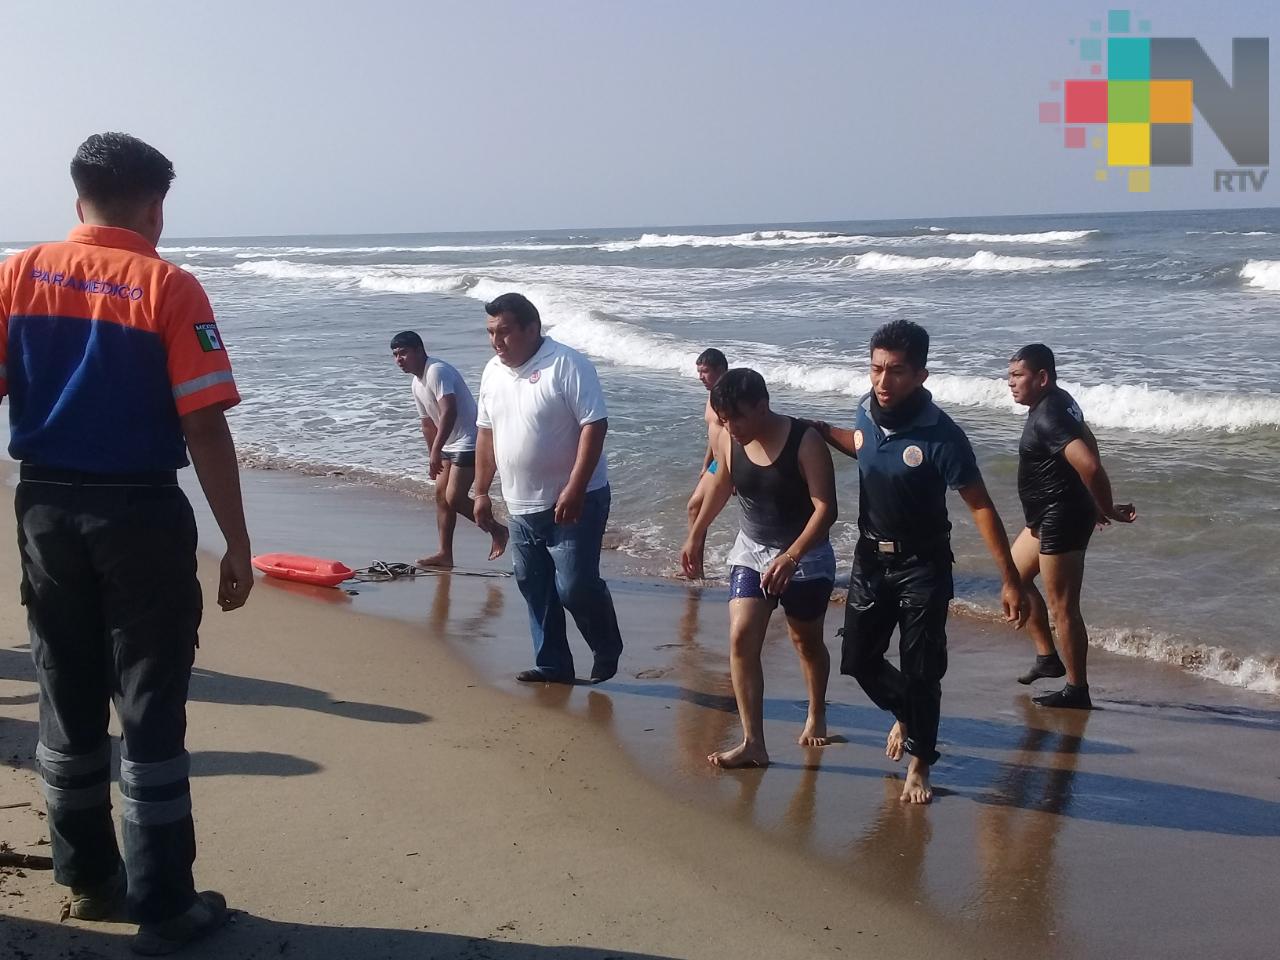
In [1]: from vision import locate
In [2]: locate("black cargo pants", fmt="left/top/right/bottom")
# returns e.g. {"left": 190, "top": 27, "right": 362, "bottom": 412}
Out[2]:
{"left": 17, "top": 465, "right": 202, "bottom": 923}
{"left": 840, "top": 541, "right": 953, "bottom": 765}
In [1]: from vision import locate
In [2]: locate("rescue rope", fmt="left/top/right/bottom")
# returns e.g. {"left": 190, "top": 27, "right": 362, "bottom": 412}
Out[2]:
{"left": 348, "top": 561, "right": 512, "bottom": 582}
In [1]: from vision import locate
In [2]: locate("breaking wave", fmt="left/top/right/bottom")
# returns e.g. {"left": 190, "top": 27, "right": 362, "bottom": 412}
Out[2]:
{"left": 938, "top": 230, "right": 1098, "bottom": 243}
{"left": 235, "top": 259, "right": 1280, "bottom": 435}
{"left": 1239, "top": 259, "right": 1280, "bottom": 290}
{"left": 840, "top": 251, "right": 1099, "bottom": 272}
{"left": 597, "top": 229, "right": 877, "bottom": 252}
{"left": 951, "top": 601, "right": 1280, "bottom": 696}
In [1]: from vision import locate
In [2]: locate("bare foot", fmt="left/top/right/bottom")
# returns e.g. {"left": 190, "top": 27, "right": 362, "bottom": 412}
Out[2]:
{"left": 798, "top": 714, "right": 830, "bottom": 747}
{"left": 488, "top": 523, "right": 510, "bottom": 561}
{"left": 416, "top": 553, "right": 454, "bottom": 569}
{"left": 900, "top": 755, "right": 933, "bottom": 804}
{"left": 707, "top": 740, "right": 770, "bottom": 768}
{"left": 885, "top": 721, "right": 905, "bottom": 762}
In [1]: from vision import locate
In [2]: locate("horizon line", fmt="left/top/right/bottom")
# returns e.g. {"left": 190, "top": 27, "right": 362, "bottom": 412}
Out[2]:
{"left": 5, "top": 204, "right": 1279, "bottom": 246}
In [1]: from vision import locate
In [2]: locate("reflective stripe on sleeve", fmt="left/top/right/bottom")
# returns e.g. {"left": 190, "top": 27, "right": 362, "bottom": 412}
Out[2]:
{"left": 172, "top": 370, "right": 235, "bottom": 400}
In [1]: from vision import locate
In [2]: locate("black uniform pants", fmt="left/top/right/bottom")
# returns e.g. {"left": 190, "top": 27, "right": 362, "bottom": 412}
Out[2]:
{"left": 16, "top": 468, "right": 202, "bottom": 923}
{"left": 840, "top": 544, "right": 952, "bottom": 765}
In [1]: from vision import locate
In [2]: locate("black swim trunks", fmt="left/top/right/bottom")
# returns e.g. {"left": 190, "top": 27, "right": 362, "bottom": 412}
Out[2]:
{"left": 1031, "top": 500, "right": 1095, "bottom": 554}
{"left": 442, "top": 449, "right": 476, "bottom": 468}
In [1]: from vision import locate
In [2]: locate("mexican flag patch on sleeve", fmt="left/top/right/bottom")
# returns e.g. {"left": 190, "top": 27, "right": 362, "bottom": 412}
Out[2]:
{"left": 195, "top": 322, "right": 224, "bottom": 352}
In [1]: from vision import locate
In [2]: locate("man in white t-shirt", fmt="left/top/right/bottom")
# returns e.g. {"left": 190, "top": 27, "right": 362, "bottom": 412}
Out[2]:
{"left": 391, "top": 331, "right": 508, "bottom": 568}
{"left": 472, "top": 293, "right": 623, "bottom": 684}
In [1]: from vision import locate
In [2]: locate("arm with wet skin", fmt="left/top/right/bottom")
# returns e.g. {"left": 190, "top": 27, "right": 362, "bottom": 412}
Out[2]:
{"left": 760, "top": 428, "right": 838, "bottom": 595}
{"left": 957, "top": 478, "right": 1028, "bottom": 627}
{"left": 472, "top": 426, "right": 498, "bottom": 532}
{"left": 1064, "top": 425, "right": 1136, "bottom": 524}
{"left": 681, "top": 428, "right": 735, "bottom": 577}
{"left": 428, "top": 394, "right": 458, "bottom": 481}
{"left": 801, "top": 418, "right": 858, "bottom": 459}
{"left": 554, "top": 418, "right": 608, "bottom": 524}
{"left": 420, "top": 415, "right": 440, "bottom": 471}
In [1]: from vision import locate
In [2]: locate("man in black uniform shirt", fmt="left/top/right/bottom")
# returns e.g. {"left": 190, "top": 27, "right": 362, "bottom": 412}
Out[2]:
{"left": 1008, "top": 344, "right": 1136, "bottom": 709}
{"left": 811, "top": 320, "right": 1027, "bottom": 803}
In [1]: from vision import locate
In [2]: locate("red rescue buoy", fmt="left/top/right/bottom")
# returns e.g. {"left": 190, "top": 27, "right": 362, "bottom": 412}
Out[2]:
{"left": 252, "top": 553, "right": 353, "bottom": 588}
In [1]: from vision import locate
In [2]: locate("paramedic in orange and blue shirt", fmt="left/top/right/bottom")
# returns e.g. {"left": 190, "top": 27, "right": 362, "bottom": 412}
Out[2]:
{"left": 0, "top": 132, "right": 251, "bottom": 953}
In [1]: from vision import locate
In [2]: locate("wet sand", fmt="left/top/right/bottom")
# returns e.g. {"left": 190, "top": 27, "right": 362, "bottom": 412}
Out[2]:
{"left": 3, "top": 465, "right": 1279, "bottom": 959}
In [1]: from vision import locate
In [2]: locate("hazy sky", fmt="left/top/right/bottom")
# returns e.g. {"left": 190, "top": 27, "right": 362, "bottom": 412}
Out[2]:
{"left": 3, "top": 0, "right": 1277, "bottom": 239}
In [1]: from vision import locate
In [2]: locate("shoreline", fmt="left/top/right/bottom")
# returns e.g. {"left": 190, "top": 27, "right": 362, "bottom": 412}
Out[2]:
{"left": 4, "top": 462, "right": 1280, "bottom": 959}
{"left": 223, "top": 455, "right": 1280, "bottom": 698}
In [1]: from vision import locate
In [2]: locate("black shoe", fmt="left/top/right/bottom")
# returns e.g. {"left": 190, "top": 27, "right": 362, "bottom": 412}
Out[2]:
{"left": 131, "top": 891, "right": 228, "bottom": 956}
{"left": 590, "top": 660, "right": 618, "bottom": 684}
{"left": 515, "top": 668, "right": 575, "bottom": 684}
{"left": 1033, "top": 683, "right": 1093, "bottom": 710}
{"left": 1018, "top": 653, "right": 1066, "bottom": 685}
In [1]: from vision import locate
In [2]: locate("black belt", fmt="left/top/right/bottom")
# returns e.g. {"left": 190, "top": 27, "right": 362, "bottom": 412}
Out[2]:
{"left": 20, "top": 464, "right": 179, "bottom": 488}
{"left": 859, "top": 535, "right": 948, "bottom": 558}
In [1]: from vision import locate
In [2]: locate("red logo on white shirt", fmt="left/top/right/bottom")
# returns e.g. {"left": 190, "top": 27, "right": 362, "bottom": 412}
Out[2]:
{"left": 528, "top": 370, "right": 541, "bottom": 383}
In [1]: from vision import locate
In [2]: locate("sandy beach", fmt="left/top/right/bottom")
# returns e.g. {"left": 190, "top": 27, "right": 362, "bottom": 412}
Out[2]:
{"left": 3, "top": 465, "right": 1279, "bottom": 960}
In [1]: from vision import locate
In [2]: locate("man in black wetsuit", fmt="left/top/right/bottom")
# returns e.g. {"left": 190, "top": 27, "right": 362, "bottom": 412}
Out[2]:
{"left": 681, "top": 369, "right": 838, "bottom": 768}
{"left": 1008, "top": 344, "right": 1136, "bottom": 709}
{"left": 810, "top": 320, "right": 1027, "bottom": 803}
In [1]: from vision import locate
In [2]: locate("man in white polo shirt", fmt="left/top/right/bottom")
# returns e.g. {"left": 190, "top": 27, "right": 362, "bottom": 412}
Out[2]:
{"left": 473, "top": 293, "right": 624, "bottom": 684}
{"left": 391, "top": 331, "right": 508, "bottom": 568}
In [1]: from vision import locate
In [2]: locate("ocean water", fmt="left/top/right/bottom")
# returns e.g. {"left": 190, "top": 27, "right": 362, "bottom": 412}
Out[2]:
{"left": 8, "top": 209, "right": 1280, "bottom": 693}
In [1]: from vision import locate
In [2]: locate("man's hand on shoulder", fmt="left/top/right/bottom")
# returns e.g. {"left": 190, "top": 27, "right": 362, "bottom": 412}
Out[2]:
{"left": 797, "top": 418, "right": 833, "bottom": 442}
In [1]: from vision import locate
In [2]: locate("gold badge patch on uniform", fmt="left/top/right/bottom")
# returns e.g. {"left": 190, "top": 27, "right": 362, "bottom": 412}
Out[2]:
{"left": 853, "top": 429, "right": 864, "bottom": 452}
{"left": 902, "top": 445, "right": 924, "bottom": 467}
{"left": 194, "top": 322, "right": 223, "bottom": 352}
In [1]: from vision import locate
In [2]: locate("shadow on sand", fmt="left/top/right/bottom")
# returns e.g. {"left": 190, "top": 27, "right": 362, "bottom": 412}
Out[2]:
{"left": 0, "top": 913, "right": 687, "bottom": 960}
{"left": 189, "top": 667, "right": 429, "bottom": 725}
{"left": 1, "top": 647, "right": 427, "bottom": 727}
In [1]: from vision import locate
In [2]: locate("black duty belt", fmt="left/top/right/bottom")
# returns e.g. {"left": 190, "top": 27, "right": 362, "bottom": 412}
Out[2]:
{"left": 20, "top": 464, "right": 179, "bottom": 488}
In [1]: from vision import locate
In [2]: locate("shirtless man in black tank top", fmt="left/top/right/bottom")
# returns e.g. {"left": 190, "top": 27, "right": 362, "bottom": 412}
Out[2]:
{"left": 681, "top": 369, "right": 838, "bottom": 768}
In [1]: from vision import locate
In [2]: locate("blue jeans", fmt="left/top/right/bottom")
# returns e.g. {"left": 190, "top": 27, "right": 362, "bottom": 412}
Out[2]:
{"left": 509, "top": 485, "right": 623, "bottom": 679}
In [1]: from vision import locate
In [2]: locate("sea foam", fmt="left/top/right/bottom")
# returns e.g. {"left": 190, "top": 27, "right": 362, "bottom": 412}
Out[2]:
{"left": 840, "top": 251, "right": 1099, "bottom": 272}
{"left": 234, "top": 259, "right": 1280, "bottom": 434}
{"left": 1239, "top": 259, "right": 1280, "bottom": 290}
{"left": 939, "top": 230, "right": 1098, "bottom": 243}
